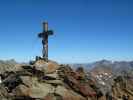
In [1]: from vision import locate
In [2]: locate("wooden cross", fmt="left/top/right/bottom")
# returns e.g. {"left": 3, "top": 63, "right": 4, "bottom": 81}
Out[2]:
{"left": 38, "top": 22, "right": 54, "bottom": 62}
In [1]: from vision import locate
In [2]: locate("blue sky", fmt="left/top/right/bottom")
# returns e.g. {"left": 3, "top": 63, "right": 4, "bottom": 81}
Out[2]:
{"left": 0, "top": 0, "right": 133, "bottom": 63}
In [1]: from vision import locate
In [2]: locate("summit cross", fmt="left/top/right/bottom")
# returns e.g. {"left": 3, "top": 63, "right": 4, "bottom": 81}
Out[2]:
{"left": 38, "top": 22, "right": 54, "bottom": 62}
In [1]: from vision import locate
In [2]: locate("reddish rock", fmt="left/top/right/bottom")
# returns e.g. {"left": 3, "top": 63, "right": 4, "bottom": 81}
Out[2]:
{"left": 59, "top": 67, "right": 97, "bottom": 99}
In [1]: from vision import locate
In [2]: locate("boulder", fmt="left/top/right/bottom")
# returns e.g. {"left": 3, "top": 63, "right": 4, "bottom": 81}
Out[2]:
{"left": 55, "top": 86, "right": 86, "bottom": 100}
{"left": 34, "top": 60, "right": 60, "bottom": 74}
{"left": 45, "top": 71, "right": 59, "bottom": 79}
{"left": 29, "top": 77, "right": 55, "bottom": 99}
{"left": 46, "top": 62, "right": 60, "bottom": 74}
{"left": 12, "top": 85, "right": 30, "bottom": 97}
{"left": 19, "top": 76, "right": 32, "bottom": 87}
{"left": 34, "top": 60, "right": 48, "bottom": 72}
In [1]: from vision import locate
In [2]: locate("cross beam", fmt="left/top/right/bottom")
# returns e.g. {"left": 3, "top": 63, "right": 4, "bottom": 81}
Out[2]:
{"left": 38, "top": 22, "right": 54, "bottom": 62}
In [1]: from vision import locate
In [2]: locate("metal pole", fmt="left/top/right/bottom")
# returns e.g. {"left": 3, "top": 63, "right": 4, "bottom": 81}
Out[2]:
{"left": 43, "top": 22, "right": 48, "bottom": 62}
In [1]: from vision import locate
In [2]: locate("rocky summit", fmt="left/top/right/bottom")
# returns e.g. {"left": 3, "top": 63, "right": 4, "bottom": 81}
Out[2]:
{"left": 0, "top": 59, "right": 103, "bottom": 100}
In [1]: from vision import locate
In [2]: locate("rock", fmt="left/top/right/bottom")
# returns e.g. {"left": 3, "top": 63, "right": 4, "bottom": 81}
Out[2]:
{"left": 78, "top": 84, "right": 96, "bottom": 97}
{"left": 76, "top": 67, "right": 86, "bottom": 80}
{"left": 29, "top": 77, "right": 55, "bottom": 99}
{"left": 46, "top": 62, "right": 60, "bottom": 74}
{"left": 45, "top": 80, "right": 64, "bottom": 86}
{"left": 2, "top": 74, "right": 22, "bottom": 92}
{"left": 12, "top": 85, "right": 30, "bottom": 97}
{"left": 21, "top": 64, "right": 45, "bottom": 78}
{"left": 34, "top": 60, "right": 60, "bottom": 74}
{"left": 55, "top": 86, "right": 86, "bottom": 100}
{"left": 19, "top": 76, "right": 32, "bottom": 87}
{"left": 59, "top": 66, "right": 97, "bottom": 99}
{"left": 34, "top": 60, "right": 48, "bottom": 72}
{"left": 0, "top": 60, "right": 17, "bottom": 74}
{"left": 44, "top": 93, "right": 55, "bottom": 100}
{"left": 45, "top": 71, "right": 59, "bottom": 79}
{"left": 44, "top": 93, "right": 63, "bottom": 100}
{"left": 0, "top": 84, "right": 17, "bottom": 100}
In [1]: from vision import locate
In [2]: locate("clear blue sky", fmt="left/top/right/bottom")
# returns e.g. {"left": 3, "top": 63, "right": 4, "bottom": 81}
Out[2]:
{"left": 0, "top": 0, "right": 133, "bottom": 63}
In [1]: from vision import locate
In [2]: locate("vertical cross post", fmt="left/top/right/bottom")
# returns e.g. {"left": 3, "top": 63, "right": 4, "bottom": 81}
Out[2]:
{"left": 42, "top": 22, "right": 48, "bottom": 61}
{"left": 38, "top": 21, "right": 54, "bottom": 62}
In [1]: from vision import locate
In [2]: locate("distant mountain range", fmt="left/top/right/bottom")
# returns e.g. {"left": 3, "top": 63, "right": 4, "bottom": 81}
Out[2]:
{"left": 70, "top": 60, "right": 133, "bottom": 75}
